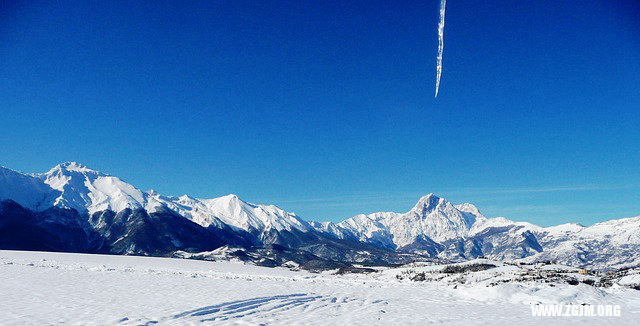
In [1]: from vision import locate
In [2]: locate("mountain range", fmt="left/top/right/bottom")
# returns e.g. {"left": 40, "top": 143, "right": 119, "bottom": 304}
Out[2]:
{"left": 1, "top": 162, "right": 638, "bottom": 271}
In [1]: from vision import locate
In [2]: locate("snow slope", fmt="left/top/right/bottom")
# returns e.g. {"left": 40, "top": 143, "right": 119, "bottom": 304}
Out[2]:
{"left": 522, "top": 216, "right": 640, "bottom": 269}
{"left": 0, "top": 166, "right": 52, "bottom": 211}
{"left": 1, "top": 250, "right": 638, "bottom": 325}
{"left": 147, "top": 193, "right": 312, "bottom": 235}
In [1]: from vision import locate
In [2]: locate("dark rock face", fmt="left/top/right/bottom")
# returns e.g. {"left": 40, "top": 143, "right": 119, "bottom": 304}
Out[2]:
{"left": 92, "top": 208, "right": 228, "bottom": 256}
{"left": 0, "top": 200, "right": 230, "bottom": 256}
{"left": 399, "top": 235, "right": 445, "bottom": 256}
{"left": 0, "top": 200, "right": 99, "bottom": 253}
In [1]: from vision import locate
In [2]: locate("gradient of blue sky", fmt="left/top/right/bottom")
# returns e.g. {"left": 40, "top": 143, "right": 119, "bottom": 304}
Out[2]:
{"left": 1, "top": 0, "right": 639, "bottom": 226}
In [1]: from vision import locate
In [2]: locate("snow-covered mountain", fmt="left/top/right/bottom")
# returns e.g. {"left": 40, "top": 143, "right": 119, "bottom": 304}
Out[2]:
{"left": 313, "top": 193, "right": 640, "bottom": 270}
{"left": 0, "top": 162, "right": 393, "bottom": 264}
{"left": 0, "top": 162, "right": 310, "bottom": 241}
{"left": 312, "top": 194, "right": 539, "bottom": 257}
{"left": 329, "top": 194, "right": 479, "bottom": 246}
{"left": 146, "top": 192, "right": 312, "bottom": 237}
{"left": 43, "top": 162, "right": 146, "bottom": 213}
{"left": 521, "top": 216, "right": 640, "bottom": 269}
{"left": 0, "top": 162, "right": 145, "bottom": 214}
{"left": 1, "top": 162, "right": 639, "bottom": 270}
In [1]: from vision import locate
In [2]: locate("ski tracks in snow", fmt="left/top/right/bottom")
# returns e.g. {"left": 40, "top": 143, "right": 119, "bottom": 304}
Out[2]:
{"left": 126, "top": 293, "right": 388, "bottom": 325}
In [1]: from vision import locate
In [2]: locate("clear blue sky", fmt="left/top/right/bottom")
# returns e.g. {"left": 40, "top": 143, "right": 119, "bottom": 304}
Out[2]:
{"left": 1, "top": 0, "right": 639, "bottom": 226}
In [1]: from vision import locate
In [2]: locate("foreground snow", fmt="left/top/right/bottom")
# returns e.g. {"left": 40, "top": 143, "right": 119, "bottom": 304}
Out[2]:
{"left": 1, "top": 251, "right": 639, "bottom": 325}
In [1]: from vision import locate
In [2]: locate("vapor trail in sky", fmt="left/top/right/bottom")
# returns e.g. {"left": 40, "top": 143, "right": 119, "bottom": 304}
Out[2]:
{"left": 435, "top": 0, "right": 447, "bottom": 98}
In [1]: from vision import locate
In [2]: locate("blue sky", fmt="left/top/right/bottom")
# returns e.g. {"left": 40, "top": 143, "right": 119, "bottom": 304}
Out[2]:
{"left": 1, "top": 0, "right": 639, "bottom": 226}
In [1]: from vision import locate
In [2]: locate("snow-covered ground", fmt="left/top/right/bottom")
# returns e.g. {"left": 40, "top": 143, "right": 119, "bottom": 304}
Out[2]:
{"left": 1, "top": 251, "right": 639, "bottom": 325}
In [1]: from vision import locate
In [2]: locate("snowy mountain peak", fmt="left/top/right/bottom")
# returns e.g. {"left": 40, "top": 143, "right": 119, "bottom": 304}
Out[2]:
{"left": 38, "top": 162, "right": 144, "bottom": 214}
{"left": 142, "top": 190, "right": 313, "bottom": 237}
{"left": 201, "top": 194, "right": 311, "bottom": 234}
{"left": 455, "top": 203, "right": 483, "bottom": 217}
{"left": 47, "top": 162, "right": 103, "bottom": 175}
{"left": 217, "top": 194, "right": 242, "bottom": 206}
{"left": 178, "top": 194, "right": 195, "bottom": 201}
{"left": 410, "top": 193, "right": 441, "bottom": 212}
{"left": 320, "top": 194, "right": 480, "bottom": 248}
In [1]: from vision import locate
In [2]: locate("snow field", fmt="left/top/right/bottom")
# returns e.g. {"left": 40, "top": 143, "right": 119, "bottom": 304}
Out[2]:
{"left": 2, "top": 250, "right": 639, "bottom": 325}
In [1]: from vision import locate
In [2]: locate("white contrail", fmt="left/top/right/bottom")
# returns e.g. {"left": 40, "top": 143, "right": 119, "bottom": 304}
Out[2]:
{"left": 435, "top": 0, "right": 447, "bottom": 98}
